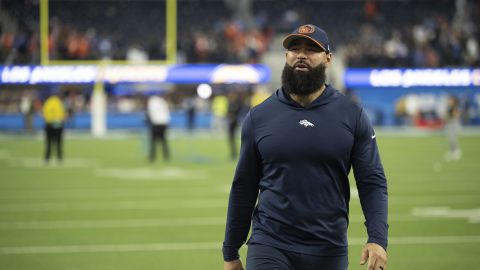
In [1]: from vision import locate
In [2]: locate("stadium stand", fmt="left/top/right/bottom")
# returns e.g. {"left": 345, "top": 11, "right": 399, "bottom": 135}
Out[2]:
{"left": 1, "top": 0, "right": 478, "bottom": 66}
{"left": 0, "top": 0, "right": 479, "bottom": 130}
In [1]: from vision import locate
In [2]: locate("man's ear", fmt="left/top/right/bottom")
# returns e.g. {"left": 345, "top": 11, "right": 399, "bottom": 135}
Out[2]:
{"left": 325, "top": 53, "right": 332, "bottom": 65}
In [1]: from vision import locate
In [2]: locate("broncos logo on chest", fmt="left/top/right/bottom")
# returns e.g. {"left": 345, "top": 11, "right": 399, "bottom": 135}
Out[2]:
{"left": 299, "top": 119, "right": 314, "bottom": 127}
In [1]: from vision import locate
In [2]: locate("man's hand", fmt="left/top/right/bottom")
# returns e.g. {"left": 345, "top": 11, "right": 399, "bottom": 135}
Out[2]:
{"left": 359, "top": 243, "right": 387, "bottom": 270}
{"left": 224, "top": 259, "right": 244, "bottom": 270}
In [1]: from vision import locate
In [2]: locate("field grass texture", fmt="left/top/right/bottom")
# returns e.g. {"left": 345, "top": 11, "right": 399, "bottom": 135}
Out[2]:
{"left": 0, "top": 131, "right": 479, "bottom": 269}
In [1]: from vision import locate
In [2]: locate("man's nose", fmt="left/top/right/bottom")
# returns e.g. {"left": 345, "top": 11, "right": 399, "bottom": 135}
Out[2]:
{"left": 296, "top": 50, "right": 307, "bottom": 59}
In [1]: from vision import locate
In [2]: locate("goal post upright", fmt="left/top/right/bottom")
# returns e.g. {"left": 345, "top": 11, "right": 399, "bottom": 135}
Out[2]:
{"left": 39, "top": 0, "right": 177, "bottom": 66}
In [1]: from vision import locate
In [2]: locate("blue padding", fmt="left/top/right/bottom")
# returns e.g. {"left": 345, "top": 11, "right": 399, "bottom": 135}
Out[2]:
{"left": 0, "top": 112, "right": 213, "bottom": 131}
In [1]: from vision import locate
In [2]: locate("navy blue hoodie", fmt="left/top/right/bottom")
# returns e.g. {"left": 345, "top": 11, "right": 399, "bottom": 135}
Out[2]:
{"left": 223, "top": 85, "right": 388, "bottom": 261}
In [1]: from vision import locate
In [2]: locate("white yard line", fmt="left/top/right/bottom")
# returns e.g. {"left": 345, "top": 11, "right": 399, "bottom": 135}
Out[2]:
{"left": 387, "top": 235, "right": 480, "bottom": 245}
{"left": 2, "top": 156, "right": 98, "bottom": 168}
{"left": 95, "top": 167, "right": 208, "bottom": 181}
{"left": 0, "top": 214, "right": 440, "bottom": 230}
{"left": 351, "top": 194, "right": 480, "bottom": 205}
{"left": 0, "top": 217, "right": 227, "bottom": 230}
{"left": 0, "top": 242, "right": 221, "bottom": 254}
{"left": 1, "top": 151, "right": 207, "bottom": 181}
{"left": 412, "top": 207, "right": 480, "bottom": 223}
{"left": 1, "top": 193, "right": 478, "bottom": 212}
{"left": 1, "top": 236, "right": 480, "bottom": 255}
{"left": 0, "top": 200, "right": 227, "bottom": 212}
{"left": 0, "top": 185, "right": 230, "bottom": 200}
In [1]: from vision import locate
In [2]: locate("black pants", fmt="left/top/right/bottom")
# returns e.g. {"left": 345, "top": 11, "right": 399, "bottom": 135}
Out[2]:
{"left": 246, "top": 244, "right": 348, "bottom": 270}
{"left": 228, "top": 121, "right": 238, "bottom": 159}
{"left": 44, "top": 124, "right": 64, "bottom": 161}
{"left": 149, "top": 124, "right": 170, "bottom": 162}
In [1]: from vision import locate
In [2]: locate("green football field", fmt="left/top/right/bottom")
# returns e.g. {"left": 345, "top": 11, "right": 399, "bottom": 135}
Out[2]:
{"left": 0, "top": 131, "right": 479, "bottom": 270}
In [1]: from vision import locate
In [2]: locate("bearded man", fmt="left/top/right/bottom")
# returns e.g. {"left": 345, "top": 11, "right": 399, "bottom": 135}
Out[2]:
{"left": 223, "top": 24, "right": 389, "bottom": 270}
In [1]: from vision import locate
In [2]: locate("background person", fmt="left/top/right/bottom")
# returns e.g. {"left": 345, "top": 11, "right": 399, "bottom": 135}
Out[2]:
{"left": 19, "top": 90, "right": 35, "bottom": 133}
{"left": 226, "top": 90, "right": 244, "bottom": 160}
{"left": 445, "top": 94, "right": 462, "bottom": 160}
{"left": 42, "top": 94, "right": 66, "bottom": 164}
{"left": 147, "top": 94, "right": 171, "bottom": 162}
{"left": 211, "top": 93, "right": 228, "bottom": 134}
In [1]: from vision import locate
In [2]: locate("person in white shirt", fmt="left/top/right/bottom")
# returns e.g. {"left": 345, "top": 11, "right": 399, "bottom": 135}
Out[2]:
{"left": 147, "top": 94, "right": 171, "bottom": 162}
{"left": 445, "top": 95, "right": 462, "bottom": 161}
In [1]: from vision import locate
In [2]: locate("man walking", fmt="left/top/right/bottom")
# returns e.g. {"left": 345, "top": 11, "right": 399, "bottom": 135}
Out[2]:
{"left": 223, "top": 24, "right": 388, "bottom": 270}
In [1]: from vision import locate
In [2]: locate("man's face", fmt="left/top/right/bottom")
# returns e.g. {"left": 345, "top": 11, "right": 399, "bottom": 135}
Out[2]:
{"left": 285, "top": 38, "right": 330, "bottom": 72}
{"left": 282, "top": 38, "right": 331, "bottom": 96}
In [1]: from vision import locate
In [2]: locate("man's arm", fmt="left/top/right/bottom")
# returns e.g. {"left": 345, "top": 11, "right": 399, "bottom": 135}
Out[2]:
{"left": 223, "top": 112, "right": 262, "bottom": 264}
{"left": 352, "top": 109, "right": 388, "bottom": 269}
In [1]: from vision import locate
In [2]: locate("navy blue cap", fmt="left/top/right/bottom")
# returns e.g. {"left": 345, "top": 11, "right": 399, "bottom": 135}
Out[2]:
{"left": 283, "top": 24, "right": 330, "bottom": 53}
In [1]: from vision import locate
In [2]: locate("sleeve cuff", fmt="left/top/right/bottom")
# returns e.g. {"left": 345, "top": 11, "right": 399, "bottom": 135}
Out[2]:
{"left": 367, "top": 237, "right": 388, "bottom": 251}
{"left": 222, "top": 245, "right": 240, "bottom": 261}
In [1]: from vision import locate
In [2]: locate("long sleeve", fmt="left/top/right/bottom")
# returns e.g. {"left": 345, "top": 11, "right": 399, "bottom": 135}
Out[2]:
{"left": 222, "top": 112, "right": 262, "bottom": 261}
{"left": 352, "top": 109, "right": 389, "bottom": 250}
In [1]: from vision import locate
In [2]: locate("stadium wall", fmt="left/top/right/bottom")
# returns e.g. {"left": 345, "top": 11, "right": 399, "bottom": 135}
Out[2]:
{"left": 0, "top": 111, "right": 213, "bottom": 131}
{"left": 345, "top": 68, "right": 480, "bottom": 127}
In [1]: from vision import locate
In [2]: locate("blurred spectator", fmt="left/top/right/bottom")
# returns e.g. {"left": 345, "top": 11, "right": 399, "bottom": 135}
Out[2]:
{"left": 183, "top": 95, "right": 198, "bottom": 132}
{"left": 126, "top": 45, "right": 148, "bottom": 64}
{"left": 384, "top": 30, "right": 409, "bottom": 66}
{"left": 341, "top": 1, "right": 479, "bottom": 67}
{"left": 0, "top": 0, "right": 478, "bottom": 66}
{"left": 226, "top": 90, "right": 244, "bottom": 160}
{"left": 250, "top": 86, "right": 270, "bottom": 108}
{"left": 211, "top": 93, "right": 228, "bottom": 133}
{"left": 394, "top": 96, "right": 409, "bottom": 126}
{"left": 19, "top": 90, "right": 35, "bottom": 133}
{"left": 42, "top": 94, "right": 66, "bottom": 164}
{"left": 444, "top": 95, "right": 462, "bottom": 161}
{"left": 147, "top": 94, "right": 171, "bottom": 162}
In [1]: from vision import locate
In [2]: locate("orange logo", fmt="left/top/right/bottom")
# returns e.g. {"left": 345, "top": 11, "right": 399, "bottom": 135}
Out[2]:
{"left": 298, "top": 25, "right": 315, "bottom": 34}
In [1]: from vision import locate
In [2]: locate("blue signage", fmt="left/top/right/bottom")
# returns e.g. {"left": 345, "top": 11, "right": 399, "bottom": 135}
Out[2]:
{"left": 345, "top": 68, "right": 480, "bottom": 88}
{"left": 0, "top": 64, "right": 271, "bottom": 84}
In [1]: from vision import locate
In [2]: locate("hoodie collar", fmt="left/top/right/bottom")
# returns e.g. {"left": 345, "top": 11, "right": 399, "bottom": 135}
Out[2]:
{"left": 276, "top": 84, "right": 338, "bottom": 109}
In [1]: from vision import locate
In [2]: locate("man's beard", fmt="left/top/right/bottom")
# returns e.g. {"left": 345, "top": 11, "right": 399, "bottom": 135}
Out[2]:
{"left": 281, "top": 62, "right": 327, "bottom": 96}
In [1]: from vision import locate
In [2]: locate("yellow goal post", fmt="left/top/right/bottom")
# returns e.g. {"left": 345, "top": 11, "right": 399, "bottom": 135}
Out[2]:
{"left": 40, "top": 0, "right": 177, "bottom": 65}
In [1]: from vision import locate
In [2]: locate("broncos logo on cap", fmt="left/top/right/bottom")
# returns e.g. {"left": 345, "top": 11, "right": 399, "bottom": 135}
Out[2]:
{"left": 298, "top": 24, "right": 315, "bottom": 34}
